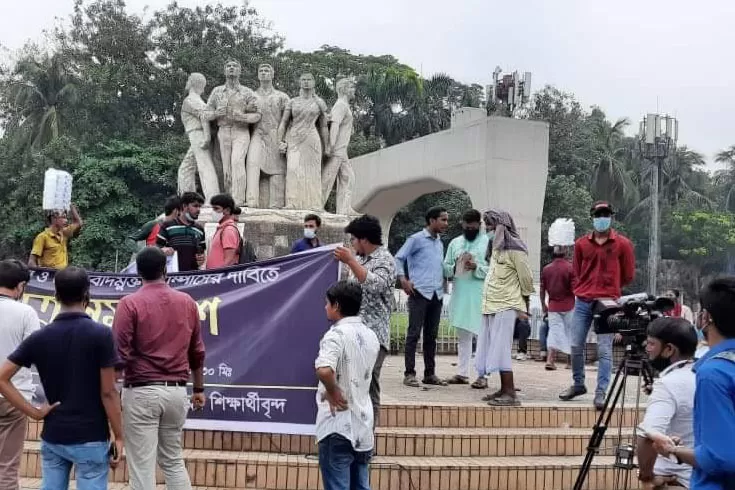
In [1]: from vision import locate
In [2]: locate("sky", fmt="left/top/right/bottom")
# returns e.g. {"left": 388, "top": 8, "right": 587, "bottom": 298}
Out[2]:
{"left": 2, "top": 0, "right": 734, "bottom": 169}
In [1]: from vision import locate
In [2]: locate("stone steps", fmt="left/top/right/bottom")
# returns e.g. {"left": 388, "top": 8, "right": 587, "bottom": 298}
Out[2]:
{"left": 19, "top": 442, "right": 637, "bottom": 490}
{"left": 19, "top": 479, "right": 238, "bottom": 490}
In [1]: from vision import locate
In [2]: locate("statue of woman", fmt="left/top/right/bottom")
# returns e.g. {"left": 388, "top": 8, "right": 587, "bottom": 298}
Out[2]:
{"left": 277, "top": 73, "right": 330, "bottom": 210}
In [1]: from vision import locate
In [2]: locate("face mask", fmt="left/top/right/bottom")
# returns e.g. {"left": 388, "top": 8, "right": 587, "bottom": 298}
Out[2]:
{"left": 185, "top": 211, "right": 196, "bottom": 222}
{"left": 592, "top": 217, "right": 612, "bottom": 232}
{"left": 463, "top": 229, "right": 479, "bottom": 241}
{"left": 212, "top": 211, "right": 224, "bottom": 222}
{"left": 304, "top": 228, "right": 316, "bottom": 240}
{"left": 486, "top": 230, "right": 495, "bottom": 241}
{"left": 696, "top": 328, "right": 705, "bottom": 342}
{"left": 650, "top": 354, "right": 672, "bottom": 373}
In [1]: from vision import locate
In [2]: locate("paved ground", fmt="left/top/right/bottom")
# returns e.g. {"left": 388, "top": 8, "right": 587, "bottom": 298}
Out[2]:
{"left": 381, "top": 354, "right": 649, "bottom": 407}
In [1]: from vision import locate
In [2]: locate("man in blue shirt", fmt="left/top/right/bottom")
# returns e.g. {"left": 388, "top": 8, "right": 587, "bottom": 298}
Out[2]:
{"left": 396, "top": 206, "right": 449, "bottom": 387}
{"left": 291, "top": 213, "right": 323, "bottom": 253}
{"left": 0, "top": 267, "right": 123, "bottom": 490}
{"left": 652, "top": 276, "right": 735, "bottom": 490}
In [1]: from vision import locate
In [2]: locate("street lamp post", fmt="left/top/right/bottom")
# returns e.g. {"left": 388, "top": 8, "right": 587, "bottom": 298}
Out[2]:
{"left": 638, "top": 114, "right": 678, "bottom": 294}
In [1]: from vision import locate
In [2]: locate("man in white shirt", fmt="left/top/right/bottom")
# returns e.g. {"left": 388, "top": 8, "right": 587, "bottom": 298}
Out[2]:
{"left": 315, "top": 281, "right": 379, "bottom": 490}
{"left": 0, "top": 260, "right": 40, "bottom": 490}
{"left": 637, "top": 317, "right": 698, "bottom": 489}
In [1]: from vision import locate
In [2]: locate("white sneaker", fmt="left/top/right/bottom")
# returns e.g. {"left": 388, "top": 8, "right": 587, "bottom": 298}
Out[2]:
{"left": 515, "top": 353, "right": 528, "bottom": 361}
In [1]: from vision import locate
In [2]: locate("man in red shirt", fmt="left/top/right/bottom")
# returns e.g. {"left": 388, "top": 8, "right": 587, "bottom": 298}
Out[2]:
{"left": 540, "top": 246, "right": 575, "bottom": 370}
{"left": 206, "top": 193, "right": 242, "bottom": 269}
{"left": 112, "top": 247, "right": 206, "bottom": 489}
{"left": 559, "top": 202, "right": 636, "bottom": 409}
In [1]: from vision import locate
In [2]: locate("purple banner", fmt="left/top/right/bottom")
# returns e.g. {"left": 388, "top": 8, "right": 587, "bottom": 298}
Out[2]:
{"left": 24, "top": 246, "right": 340, "bottom": 435}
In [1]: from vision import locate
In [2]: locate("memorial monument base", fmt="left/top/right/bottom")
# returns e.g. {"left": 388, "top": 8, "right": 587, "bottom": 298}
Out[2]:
{"left": 200, "top": 207, "right": 354, "bottom": 260}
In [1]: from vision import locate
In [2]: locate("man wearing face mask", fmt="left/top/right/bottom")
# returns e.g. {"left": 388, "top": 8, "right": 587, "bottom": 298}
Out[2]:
{"left": 559, "top": 201, "right": 636, "bottom": 409}
{"left": 442, "top": 209, "right": 490, "bottom": 386}
{"left": 206, "top": 193, "right": 241, "bottom": 269}
{"left": 637, "top": 317, "right": 697, "bottom": 489}
{"left": 291, "top": 214, "right": 322, "bottom": 253}
{"left": 156, "top": 192, "right": 206, "bottom": 272}
{"left": 0, "top": 260, "right": 40, "bottom": 489}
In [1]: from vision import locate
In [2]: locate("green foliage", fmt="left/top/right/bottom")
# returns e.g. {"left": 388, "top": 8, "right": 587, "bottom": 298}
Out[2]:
{"left": 665, "top": 210, "right": 735, "bottom": 273}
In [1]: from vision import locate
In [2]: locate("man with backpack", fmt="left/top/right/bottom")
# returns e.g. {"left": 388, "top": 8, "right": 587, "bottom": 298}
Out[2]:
{"left": 206, "top": 194, "right": 256, "bottom": 269}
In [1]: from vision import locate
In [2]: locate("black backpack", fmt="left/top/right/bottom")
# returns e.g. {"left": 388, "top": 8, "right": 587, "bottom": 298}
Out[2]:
{"left": 221, "top": 224, "right": 257, "bottom": 264}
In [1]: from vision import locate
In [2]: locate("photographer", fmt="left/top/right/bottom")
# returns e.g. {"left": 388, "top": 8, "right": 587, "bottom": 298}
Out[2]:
{"left": 559, "top": 201, "right": 636, "bottom": 409}
{"left": 638, "top": 317, "right": 697, "bottom": 489}
{"left": 651, "top": 276, "right": 735, "bottom": 490}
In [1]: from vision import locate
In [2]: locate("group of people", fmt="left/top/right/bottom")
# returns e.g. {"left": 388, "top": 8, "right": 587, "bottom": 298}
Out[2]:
{"left": 0, "top": 248, "right": 205, "bottom": 490}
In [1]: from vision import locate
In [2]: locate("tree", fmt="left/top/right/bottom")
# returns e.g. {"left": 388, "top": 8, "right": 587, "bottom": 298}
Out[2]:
{"left": 665, "top": 210, "right": 735, "bottom": 275}
{"left": 589, "top": 114, "right": 637, "bottom": 207}
{"left": 714, "top": 144, "right": 735, "bottom": 211}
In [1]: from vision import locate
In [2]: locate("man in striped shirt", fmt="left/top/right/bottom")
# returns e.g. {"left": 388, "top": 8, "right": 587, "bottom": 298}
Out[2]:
{"left": 156, "top": 192, "right": 206, "bottom": 272}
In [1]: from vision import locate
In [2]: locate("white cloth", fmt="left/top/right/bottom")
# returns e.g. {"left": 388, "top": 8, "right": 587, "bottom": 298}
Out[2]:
{"left": 547, "top": 311, "right": 573, "bottom": 355}
{"left": 476, "top": 309, "right": 516, "bottom": 374}
{"left": 681, "top": 305, "right": 694, "bottom": 324}
{"left": 0, "top": 297, "right": 40, "bottom": 401}
{"left": 638, "top": 360, "right": 695, "bottom": 488}
{"left": 456, "top": 329, "right": 475, "bottom": 378}
{"left": 314, "top": 316, "right": 379, "bottom": 452}
{"left": 122, "top": 252, "right": 179, "bottom": 274}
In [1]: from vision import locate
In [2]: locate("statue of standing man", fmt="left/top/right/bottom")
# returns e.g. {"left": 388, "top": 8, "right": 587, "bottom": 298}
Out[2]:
{"left": 207, "top": 59, "right": 261, "bottom": 205}
{"left": 178, "top": 73, "right": 221, "bottom": 202}
{"left": 322, "top": 78, "right": 356, "bottom": 214}
{"left": 246, "top": 64, "right": 290, "bottom": 208}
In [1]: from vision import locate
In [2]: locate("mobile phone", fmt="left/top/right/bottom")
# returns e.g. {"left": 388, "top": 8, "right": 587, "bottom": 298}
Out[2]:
{"left": 108, "top": 442, "right": 118, "bottom": 459}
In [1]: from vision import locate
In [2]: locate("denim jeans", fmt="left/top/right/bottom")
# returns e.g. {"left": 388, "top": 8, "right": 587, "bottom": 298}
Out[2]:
{"left": 571, "top": 298, "right": 613, "bottom": 396}
{"left": 318, "top": 434, "right": 371, "bottom": 490}
{"left": 538, "top": 319, "right": 549, "bottom": 353}
{"left": 40, "top": 440, "right": 109, "bottom": 490}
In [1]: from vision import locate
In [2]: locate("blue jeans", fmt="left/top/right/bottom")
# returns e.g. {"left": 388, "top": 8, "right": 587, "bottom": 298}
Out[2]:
{"left": 539, "top": 319, "right": 549, "bottom": 353}
{"left": 318, "top": 434, "right": 371, "bottom": 490}
{"left": 571, "top": 298, "right": 613, "bottom": 397}
{"left": 40, "top": 440, "right": 109, "bottom": 490}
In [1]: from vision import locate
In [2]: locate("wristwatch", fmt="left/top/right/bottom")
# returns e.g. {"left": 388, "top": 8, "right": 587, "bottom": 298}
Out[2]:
{"left": 193, "top": 387, "right": 205, "bottom": 394}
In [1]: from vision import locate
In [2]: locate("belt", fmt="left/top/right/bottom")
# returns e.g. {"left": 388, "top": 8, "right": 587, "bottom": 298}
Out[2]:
{"left": 124, "top": 381, "right": 187, "bottom": 388}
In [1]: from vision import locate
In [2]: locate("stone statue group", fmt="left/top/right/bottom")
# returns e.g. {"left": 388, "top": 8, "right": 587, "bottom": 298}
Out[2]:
{"left": 178, "top": 59, "right": 356, "bottom": 215}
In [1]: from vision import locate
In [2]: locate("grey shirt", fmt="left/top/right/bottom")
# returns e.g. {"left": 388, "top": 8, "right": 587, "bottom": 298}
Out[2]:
{"left": 0, "top": 297, "right": 41, "bottom": 400}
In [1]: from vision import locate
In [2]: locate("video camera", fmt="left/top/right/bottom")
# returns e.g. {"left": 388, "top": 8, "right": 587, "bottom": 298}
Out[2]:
{"left": 592, "top": 293, "right": 675, "bottom": 340}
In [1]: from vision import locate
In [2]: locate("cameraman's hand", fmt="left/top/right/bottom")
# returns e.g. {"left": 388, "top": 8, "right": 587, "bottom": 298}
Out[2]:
{"left": 614, "top": 333, "right": 623, "bottom": 344}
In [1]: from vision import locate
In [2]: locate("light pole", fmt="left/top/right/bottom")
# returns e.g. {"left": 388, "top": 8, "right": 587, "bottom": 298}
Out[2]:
{"left": 638, "top": 114, "right": 678, "bottom": 294}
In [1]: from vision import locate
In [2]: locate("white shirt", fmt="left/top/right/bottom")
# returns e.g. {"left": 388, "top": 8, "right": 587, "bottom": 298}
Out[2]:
{"left": 681, "top": 305, "right": 694, "bottom": 324}
{"left": 638, "top": 360, "right": 696, "bottom": 488}
{"left": 0, "top": 297, "right": 41, "bottom": 401}
{"left": 314, "top": 316, "right": 379, "bottom": 451}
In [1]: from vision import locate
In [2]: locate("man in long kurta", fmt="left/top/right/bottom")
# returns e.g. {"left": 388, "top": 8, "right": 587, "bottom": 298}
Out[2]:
{"left": 443, "top": 209, "right": 490, "bottom": 385}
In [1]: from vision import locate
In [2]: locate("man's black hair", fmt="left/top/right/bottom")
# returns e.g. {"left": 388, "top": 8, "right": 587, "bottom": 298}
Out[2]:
{"left": 164, "top": 196, "right": 182, "bottom": 215}
{"left": 54, "top": 266, "right": 90, "bottom": 305}
{"left": 326, "top": 280, "right": 363, "bottom": 317}
{"left": 647, "top": 317, "right": 698, "bottom": 358}
{"left": 304, "top": 214, "right": 322, "bottom": 227}
{"left": 181, "top": 192, "right": 204, "bottom": 206}
{"left": 700, "top": 276, "right": 735, "bottom": 338}
{"left": 0, "top": 260, "right": 30, "bottom": 290}
{"left": 233, "top": 207, "right": 242, "bottom": 216}
{"left": 425, "top": 206, "right": 447, "bottom": 225}
{"left": 668, "top": 288, "right": 681, "bottom": 299}
{"left": 462, "top": 209, "right": 482, "bottom": 224}
{"left": 345, "top": 215, "right": 383, "bottom": 246}
{"left": 137, "top": 247, "right": 167, "bottom": 281}
{"left": 210, "top": 194, "right": 236, "bottom": 214}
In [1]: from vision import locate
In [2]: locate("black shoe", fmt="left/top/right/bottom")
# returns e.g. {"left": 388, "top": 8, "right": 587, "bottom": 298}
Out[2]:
{"left": 559, "top": 385, "right": 587, "bottom": 401}
{"left": 593, "top": 393, "right": 605, "bottom": 411}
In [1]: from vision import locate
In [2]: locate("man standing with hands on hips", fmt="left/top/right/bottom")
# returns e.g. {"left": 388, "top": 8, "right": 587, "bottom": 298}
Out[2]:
{"left": 559, "top": 201, "right": 635, "bottom": 409}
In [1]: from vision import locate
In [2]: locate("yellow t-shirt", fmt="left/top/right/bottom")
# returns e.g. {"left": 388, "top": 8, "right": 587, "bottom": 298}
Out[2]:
{"left": 30, "top": 224, "right": 80, "bottom": 269}
{"left": 481, "top": 249, "right": 535, "bottom": 314}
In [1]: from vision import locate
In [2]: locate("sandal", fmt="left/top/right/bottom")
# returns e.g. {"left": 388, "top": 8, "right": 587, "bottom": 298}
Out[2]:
{"left": 482, "top": 390, "right": 503, "bottom": 402}
{"left": 545, "top": 364, "right": 557, "bottom": 371}
{"left": 445, "top": 375, "right": 469, "bottom": 385}
{"left": 403, "top": 375, "right": 420, "bottom": 388}
{"left": 422, "top": 375, "right": 448, "bottom": 386}
{"left": 471, "top": 377, "right": 488, "bottom": 389}
{"left": 487, "top": 394, "right": 521, "bottom": 407}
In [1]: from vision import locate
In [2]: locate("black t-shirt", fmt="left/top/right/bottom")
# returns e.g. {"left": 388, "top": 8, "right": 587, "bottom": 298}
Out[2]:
{"left": 9, "top": 312, "right": 118, "bottom": 444}
{"left": 156, "top": 219, "right": 206, "bottom": 272}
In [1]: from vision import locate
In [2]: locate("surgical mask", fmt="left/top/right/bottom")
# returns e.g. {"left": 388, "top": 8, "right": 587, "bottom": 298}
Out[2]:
{"left": 212, "top": 211, "right": 224, "bottom": 223}
{"left": 592, "top": 217, "right": 612, "bottom": 232}
{"left": 486, "top": 230, "right": 495, "bottom": 241}
{"left": 696, "top": 328, "right": 705, "bottom": 342}
{"left": 463, "top": 229, "right": 479, "bottom": 241}
{"left": 650, "top": 354, "right": 672, "bottom": 373}
{"left": 304, "top": 228, "right": 316, "bottom": 240}
{"left": 185, "top": 211, "right": 197, "bottom": 222}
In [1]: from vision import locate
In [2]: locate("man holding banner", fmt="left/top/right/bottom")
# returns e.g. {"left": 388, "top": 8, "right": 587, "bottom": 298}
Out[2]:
{"left": 113, "top": 247, "right": 206, "bottom": 490}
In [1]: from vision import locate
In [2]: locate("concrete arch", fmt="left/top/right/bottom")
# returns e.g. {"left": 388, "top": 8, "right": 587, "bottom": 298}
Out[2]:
{"left": 350, "top": 109, "right": 549, "bottom": 279}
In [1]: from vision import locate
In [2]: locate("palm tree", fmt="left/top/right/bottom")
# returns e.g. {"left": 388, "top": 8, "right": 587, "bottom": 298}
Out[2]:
{"left": 714, "top": 145, "right": 735, "bottom": 211}
{"left": 590, "top": 117, "right": 638, "bottom": 208}
{"left": 7, "top": 54, "right": 78, "bottom": 150}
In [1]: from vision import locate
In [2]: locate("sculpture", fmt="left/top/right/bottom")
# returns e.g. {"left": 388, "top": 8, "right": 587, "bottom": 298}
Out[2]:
{"left": 246, "top": 64, "right": 290, "bottom": 208}
{"left": 207, "top": 59, "right": 261, "bottom": 205}
{"left": 322, "top": 78, "right": 356, "bottom": 214}
{"left": 177, "top": 73, "right": 221, "bottom": 201}
{"left": 278, "top": 73, "right": 330, "bottom": 210}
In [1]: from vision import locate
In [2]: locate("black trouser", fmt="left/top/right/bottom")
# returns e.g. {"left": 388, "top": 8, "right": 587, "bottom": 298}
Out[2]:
{"left": 404, "top": 293, "right": 443, "bottom": 377}
{"left": 514, "top": 318, "right": 531, "bottom": 354}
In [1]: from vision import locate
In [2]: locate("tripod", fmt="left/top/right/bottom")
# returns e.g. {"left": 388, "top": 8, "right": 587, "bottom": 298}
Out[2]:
{"left": 573, "top": 339, "right": 655, "bottom": 490}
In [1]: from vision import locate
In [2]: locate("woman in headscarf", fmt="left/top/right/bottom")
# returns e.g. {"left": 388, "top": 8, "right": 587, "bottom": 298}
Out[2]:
{"left": 475, "top": 209, "right": 534, "bottom": 406}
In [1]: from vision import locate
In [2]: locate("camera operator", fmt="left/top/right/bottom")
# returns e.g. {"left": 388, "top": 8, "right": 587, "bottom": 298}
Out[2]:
{"left": 651, "top": 276, "right": 735, "bottom": 490}
{"left": 638, "top": 317, "right": 697, "bottom": 489}
{"left": 559, "top": 201, "right": 636, "bottom": 409}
